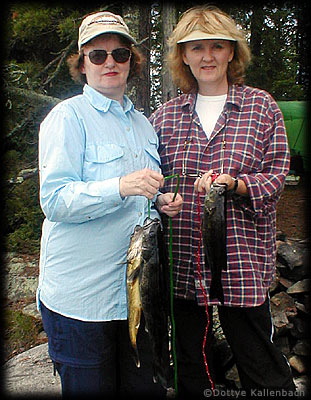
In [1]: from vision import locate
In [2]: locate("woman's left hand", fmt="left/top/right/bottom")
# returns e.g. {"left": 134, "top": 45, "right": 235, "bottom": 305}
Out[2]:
{"left": 156, "top": 193, "right": 183, "bottom": 217}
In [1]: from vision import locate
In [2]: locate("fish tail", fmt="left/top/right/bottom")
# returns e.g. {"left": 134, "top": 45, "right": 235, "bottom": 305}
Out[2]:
{"left": 131, "top": 344, "right": 141, "bottom": 368}
{"left": 209, "top": 279, "right": 224, "bottom": 304}
{"left": 153, "top": 366, "right": 168, "bottom": 389}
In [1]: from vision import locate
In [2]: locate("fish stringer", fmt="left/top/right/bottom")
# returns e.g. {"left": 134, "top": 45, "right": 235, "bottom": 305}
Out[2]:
{"left": 165, "top": 174, "right": 180, "bottom": 396}
{"left": 147, "top": 173, "right": 180, "bottom": 395}
{"left": 195, "top": 192, "right": 215, "bottom": 391}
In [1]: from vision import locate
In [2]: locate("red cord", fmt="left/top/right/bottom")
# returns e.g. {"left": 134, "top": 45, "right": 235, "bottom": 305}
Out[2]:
{"left": 196, "top": 193, "right": 215, "bottom": 391}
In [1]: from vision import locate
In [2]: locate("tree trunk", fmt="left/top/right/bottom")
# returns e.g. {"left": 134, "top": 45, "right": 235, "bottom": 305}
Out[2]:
{"left": 161, "top": 2, "right": 178, "bottom": 103}
{"left": 249, "top": 6, "right": 265, "bottom": 58}
{"left": 135, "top": 4, "right": 152, "bottom": 116}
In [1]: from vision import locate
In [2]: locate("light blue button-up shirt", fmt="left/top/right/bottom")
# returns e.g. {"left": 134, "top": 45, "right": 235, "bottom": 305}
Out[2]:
{"left": 37, "top": 84, "right": 161, "bottom": 321}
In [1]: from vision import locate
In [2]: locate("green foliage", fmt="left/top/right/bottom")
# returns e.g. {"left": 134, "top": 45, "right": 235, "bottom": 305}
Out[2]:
{"left": 4, "top": 308, "right": 43, "bottom": 359}
{"left": 56, "top": 12, "right": 81, "bottom": 43}
{"left": 4, "top": 2, "right": 307, "bottom": 255}
{"left": 241, "top": 5, "right": 305, "bottom": 100}
{"left": 4, "top": 179, "right": 43, "bottom": 255}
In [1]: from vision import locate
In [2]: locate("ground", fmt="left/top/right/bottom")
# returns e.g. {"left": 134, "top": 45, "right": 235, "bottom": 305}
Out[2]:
{"left": 276, "top": 177, "right": 309, "bottom": 240}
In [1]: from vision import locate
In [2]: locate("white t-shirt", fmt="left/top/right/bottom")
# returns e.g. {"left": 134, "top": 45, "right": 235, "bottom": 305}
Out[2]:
{"left": 195, "top": 93, "right": 227, "bottom": 138}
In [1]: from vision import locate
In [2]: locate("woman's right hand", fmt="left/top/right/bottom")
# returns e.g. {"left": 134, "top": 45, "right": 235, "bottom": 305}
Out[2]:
{"left": 119, "top": 168, "right": 164, "bottom": 199}
{"left": 194, "top": 170, "right": 215, "bottom": 193}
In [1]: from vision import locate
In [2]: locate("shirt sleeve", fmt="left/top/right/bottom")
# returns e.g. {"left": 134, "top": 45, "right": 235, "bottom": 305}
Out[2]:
{"left": 39, "top": 104, "right": 124, "bottom": 223}
{"left": 238, "top": 98, "right": 290, "bottom": 215}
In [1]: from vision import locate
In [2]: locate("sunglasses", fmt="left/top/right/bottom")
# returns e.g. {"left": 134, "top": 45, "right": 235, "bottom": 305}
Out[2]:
{"left": 84, "top": 48, "right": 131, "bottom": 65}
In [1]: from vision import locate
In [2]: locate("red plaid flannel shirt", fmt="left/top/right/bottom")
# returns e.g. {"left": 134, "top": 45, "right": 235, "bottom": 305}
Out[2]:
{"left": 149, "top": 84, "right": 290, "bottom": 307}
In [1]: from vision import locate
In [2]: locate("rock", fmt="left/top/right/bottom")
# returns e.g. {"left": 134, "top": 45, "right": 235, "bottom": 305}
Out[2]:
{"left": 270, "top": 292, "right": 297, "bottom": 334}
{"left": 5, "top": 275, "right": 38, "bottom": 301}
{"left": 3, "top": 343, "right": 61, "bottom": 396}
{"left": 295, "top": 301, "right": 308, "bottom": 314}
{"left": 292, "top": 340, "right": 311, "bottom": 356}
{"left": 279, "top": 276, "right": 295, "bottom": 289}
{"left": 22, "top": 302, "right": 41, "bottom": 320}
{"left": 4, "top": 255, "right": 39, "bottom": 301}
{"left": 270, "top": 292, "right": 297, "bottom": 317}
{"left": 293, "top": 375, "right": 310, "bottom": 395}
{"left": 225, "top": 364, "right": 241, "bottom": 387}
{"left": 277, "top": 241, "right": 304, "bottom": 270}
{"left": 271, "top": 310, "right": 290, "bottom": 331}
{"left": 287, "top": 279, "right": 311, "bottom": 294}
{"left": 290, "top": 316, "right": 310, "bottom": 339}
{"left": 288, "top": 355, "right": 307, "bottom": 374}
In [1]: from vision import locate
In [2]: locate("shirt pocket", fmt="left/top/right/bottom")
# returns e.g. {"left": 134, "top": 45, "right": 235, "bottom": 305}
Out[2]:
{"left": 83, "top": 143, "right": 125, "bottom": 181}
{"left": 144, "top": 138, "right": 161, "bottom": 171}
{"left": 227, "top": 150, "right": 262, "bottom": 175}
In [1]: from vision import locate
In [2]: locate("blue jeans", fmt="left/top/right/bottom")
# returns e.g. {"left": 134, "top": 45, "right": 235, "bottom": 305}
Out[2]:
{"left": 40, "top": 302, "right": 167, "bottom": 398}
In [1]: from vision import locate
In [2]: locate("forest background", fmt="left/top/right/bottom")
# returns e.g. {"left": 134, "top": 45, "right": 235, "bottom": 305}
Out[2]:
{"left": 2, "top": 0, "right": 310, "bottom": 256}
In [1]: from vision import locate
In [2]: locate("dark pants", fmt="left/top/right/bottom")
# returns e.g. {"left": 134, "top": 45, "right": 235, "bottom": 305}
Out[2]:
{"left": 174, "top": 299, "right": 214, "bottom": 398}
{"left": 40, "top": 303, "right": 166, "bottom": 398}
{"left": 174, "top": 298, "right": 295, "bottom": 398}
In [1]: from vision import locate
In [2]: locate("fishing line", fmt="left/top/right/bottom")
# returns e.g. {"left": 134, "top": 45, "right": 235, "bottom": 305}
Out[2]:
{"left": 165, "top": 173, "right": 180, "bottom": 396}
{"left": 196, "top": 192, "right": 215, "bottom": 391}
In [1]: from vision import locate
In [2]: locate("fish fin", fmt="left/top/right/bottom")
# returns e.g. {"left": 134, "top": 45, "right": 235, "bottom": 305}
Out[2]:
{"left": 117, "top": 261, "right": 127, "bottom": 265}
{"left": 209, "top": 279, "right": 224, "bottom": 304}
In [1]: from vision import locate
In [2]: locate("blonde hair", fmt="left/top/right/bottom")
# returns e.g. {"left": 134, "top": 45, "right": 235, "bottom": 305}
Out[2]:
{"left": 167, "top": 5, "right": 251, "bottom": 93}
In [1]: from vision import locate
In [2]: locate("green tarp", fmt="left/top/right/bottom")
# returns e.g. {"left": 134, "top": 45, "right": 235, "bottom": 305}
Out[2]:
{"left": 277, "top": 101, "right": 309, "bottom": 172}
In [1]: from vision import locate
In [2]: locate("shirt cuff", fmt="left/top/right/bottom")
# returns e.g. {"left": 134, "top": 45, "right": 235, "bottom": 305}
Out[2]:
{"left": 96, "top": 177, "right": 125, "bottom": 208}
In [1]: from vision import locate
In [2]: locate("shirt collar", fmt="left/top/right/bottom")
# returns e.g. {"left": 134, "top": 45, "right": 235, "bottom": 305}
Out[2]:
{"left": 180, "top": 84, "right": 244, "bottom": 113}
{"left": 226, "top": 84, "right": 244, "bottom": 111}
{"left": 180, "top": 93, "right": 197, "bottom": 113}
{"left": 83, "top": 84, "right": 134, "bottom": 113}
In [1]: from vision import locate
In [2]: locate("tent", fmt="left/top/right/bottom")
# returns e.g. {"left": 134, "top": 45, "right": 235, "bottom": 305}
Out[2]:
{"left": 277, "top": 101, "right": 309, "bottom": 172}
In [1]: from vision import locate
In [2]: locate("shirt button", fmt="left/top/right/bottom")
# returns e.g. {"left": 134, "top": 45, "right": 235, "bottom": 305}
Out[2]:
{"left": 126, "top": 127, "right": 130, "bottom": 131}
{"left": 139, "top": 212, "right": 142, "bottom": 216}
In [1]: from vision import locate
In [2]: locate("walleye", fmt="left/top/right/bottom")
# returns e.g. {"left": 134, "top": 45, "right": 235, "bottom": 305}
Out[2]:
{"left": 140, "top": 218, "right": 170, "bottom": 388}
{"left": 126, "top": 217, "right": 171, "bottom": 389}
{"left": 126, "top": 224, "right": 144, "bottom": 367}
{"left": 202, "top": 182, "right": 228, "bottom": 304}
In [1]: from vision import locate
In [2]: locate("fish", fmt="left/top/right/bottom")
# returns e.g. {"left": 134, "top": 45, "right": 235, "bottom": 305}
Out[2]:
{"left": 139, "top": 217, "right": 171, "bottom": 388}
{"left": 126, "top": 224, "right": 144, "bottom": 367}
{"left": 202, "top": 182, "right": 228, "bottom": 304}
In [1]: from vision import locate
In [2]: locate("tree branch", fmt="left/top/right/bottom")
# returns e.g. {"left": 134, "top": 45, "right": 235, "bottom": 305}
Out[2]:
{"left": 32, "top": 39, "right": 76, "bottom": 87}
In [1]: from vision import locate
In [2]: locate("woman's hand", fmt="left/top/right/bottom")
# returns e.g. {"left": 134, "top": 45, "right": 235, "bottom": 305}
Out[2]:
{"left": 194, "top": 170, "right": 215, "bottom": 193}
{"left": 156, "top": 193, "right": 183, "bottom": 217}
{"left": 119, "top": 168, "right": 164, "bottom": 199}
{"left": 194, "top": 170, "right": 247, "bottom": 195}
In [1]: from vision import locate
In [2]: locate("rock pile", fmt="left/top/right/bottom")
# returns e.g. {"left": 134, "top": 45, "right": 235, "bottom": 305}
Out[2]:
{"left": 270, "top": 235, "right": 310, "bottom": 390}
{"left": 212, "top": 234, "right": 310, "bottom": 394}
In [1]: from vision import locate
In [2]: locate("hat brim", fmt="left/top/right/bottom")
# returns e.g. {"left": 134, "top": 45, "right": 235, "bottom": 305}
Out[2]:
{"left": 177, "top": 30, "right": 236, "bottom": 44}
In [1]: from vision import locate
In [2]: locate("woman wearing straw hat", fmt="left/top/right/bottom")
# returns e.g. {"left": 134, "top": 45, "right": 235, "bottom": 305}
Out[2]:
{"left": 38, "top": 11, "right": 182, "bottom": 397}
{"left": 150, "top": 5, "right": 295, "bottom": 397}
